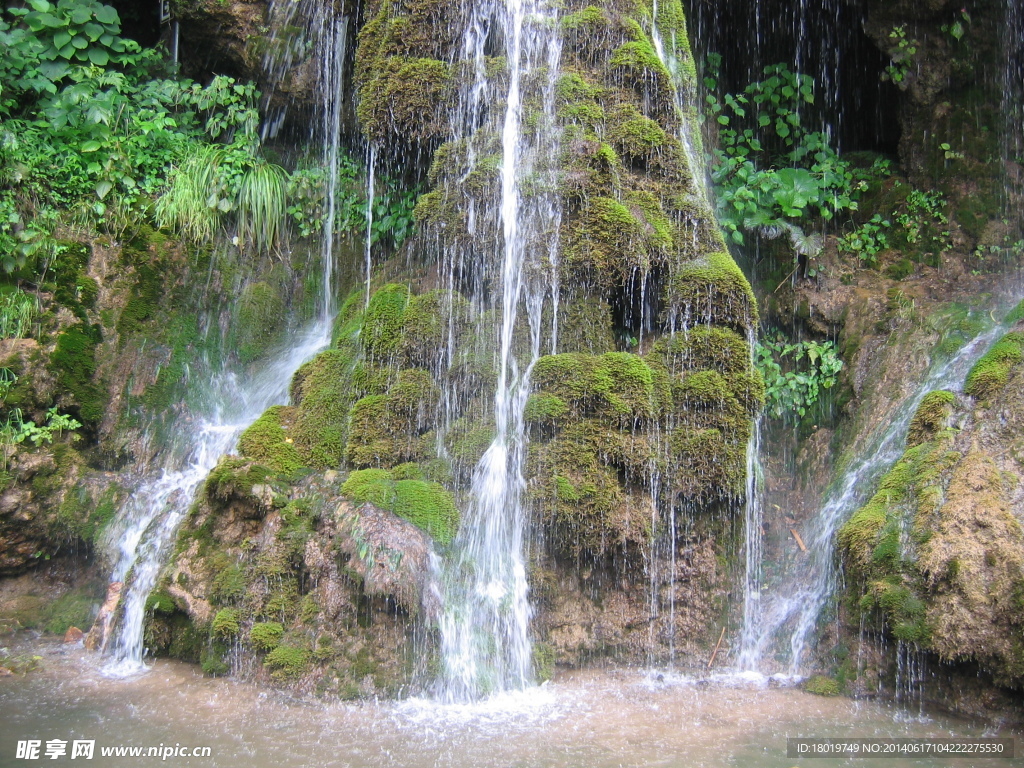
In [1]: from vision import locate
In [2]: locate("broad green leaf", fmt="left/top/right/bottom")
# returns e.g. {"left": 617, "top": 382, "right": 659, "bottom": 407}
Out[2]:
{"left": 93, "top": 5, "right": 118, "bottom": 24}
{"left": 87, "top": 47, "right": 109, "bottom": 66}
{"left": 95, "top": 179, "right": 112, "bottom": 199}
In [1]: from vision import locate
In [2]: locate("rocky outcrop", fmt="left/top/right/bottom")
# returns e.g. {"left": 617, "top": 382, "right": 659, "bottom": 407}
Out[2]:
{"left": 148, "top": 462, "right": 432, "bottom": 696}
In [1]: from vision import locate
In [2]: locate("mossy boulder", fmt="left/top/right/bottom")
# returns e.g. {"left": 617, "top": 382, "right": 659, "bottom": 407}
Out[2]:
{"left": 234, "top": 281, "right": 285, "bottom": 364}
{"left": 237, "top": 406, "right": 304, "bottom": 475}
{"left": 964, "top": 331, "right": 1024, "bottom": 400}
{"left": 341, "top": 468, "right": 458, "bottom": 545}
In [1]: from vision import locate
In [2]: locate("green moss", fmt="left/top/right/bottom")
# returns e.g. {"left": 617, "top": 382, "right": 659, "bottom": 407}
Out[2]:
{"left": 48, "top": 322, "right": 107, "bottom": 426}
{"left": 362, "top": 283, "right": 409, "bottom": 360}
{"left": 234, "top": 281, "right": 285, "bottom": 363}
{"left": 342, "top": 468, "right": 459, "bottom": 544}
{"left": 210, "top": 564, "right": 245, "bottom": 605}
{"left": 524, "top": 394, "right": 569, "bottom": 424}
{"left": 204, "top": 457, "right": 275, "bottom": 504}
{"left": 804, "top": 675, "right": 840, "bottom": 696}
{"left": 332, "top": 291, "right": 365, "bottom": 348}
{"left": 964, "top": 332, "right": 1024, "bottom": 399}
{"left": 42, "top": 591, "right": 95, "bottom": 635}
{"left": 341, "top": 468, "right": 396, "bottom": 508}
{"left": 345, "top": 369, "right": 438, "bottom": 468}
{"left": 610, "top": 39, "right": 670, "bottom": 81}
{"left": 610, "top": 106, "right": 669, "bottom": 161}
{"left": 1005, "top": 299, "right": 1024, "bottom": 325}
{"left": 357, "top": 57, "right": 454, "bottom": 143}
{"left": 548, "top": 296, "right": 615, "bottom": 354}
{"left": 560, "top": 5, "right": 607, "bottom": 31}
{"left": 291, "top": 349, "right": 356, "bottom": 469}
{"left": 531, "top": 352, "right": 656, "bottom": 420}
{"left": 907, "top": 390, "right": 955, "bottom": 446}
{"left": 668, "top": 251, "right": 758, "bottom": 330}
{"left": 264, "top": 644, "right": 311, "bottom": 678}
{"left": 237, "top": 405, "right": 304, "bottom": 475}
{"left": 212, "top": 608, "right": 240, "bottom": 638}
{"left": 653, "top": 327, "right": 751, "bottom": 375}
{"left": 249, "top": 621, "right": 284, "bottom": 651}
{"left": 145, "top": 590, "right": 176, "bottom": 615}
{"left": 401, "top": 289, "right": 469, "bottom": 368}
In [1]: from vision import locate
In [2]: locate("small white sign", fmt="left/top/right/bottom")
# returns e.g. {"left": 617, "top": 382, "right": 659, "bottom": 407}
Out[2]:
{"left": 159, "top": 0, "right": 171, "bottom": 24}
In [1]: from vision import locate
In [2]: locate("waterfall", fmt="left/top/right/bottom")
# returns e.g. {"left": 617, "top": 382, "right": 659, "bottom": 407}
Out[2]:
{"left": 434, "top": 0, "right": 562, "bottom": 702}
{"left": 101, "top": 4, "right": 348, "bottom": 673}
{"left": 742, "top": 312, "right": 1019, "bottom": 674}
{"left": 103, "top": 324, "right": 330, "bottom": 674}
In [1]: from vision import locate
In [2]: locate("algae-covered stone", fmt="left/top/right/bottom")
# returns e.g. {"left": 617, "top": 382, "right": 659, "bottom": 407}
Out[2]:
{"left": 238, "top": 406, "right": 303, "bottom": 475}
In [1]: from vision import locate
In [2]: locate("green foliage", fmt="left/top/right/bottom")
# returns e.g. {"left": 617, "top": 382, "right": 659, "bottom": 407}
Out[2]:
{"left": 882, "top": 26, "right": 918, "bottom": 84}
{"left": 236, "top": 159, "right": 288, "bottom": 254}
{"left": 0, "top": 288, "right": 37, "bottom": 338}
{"left": 756, "top": 332, "right": 843, "bottom": 418}
{"left": 248, "top": 621, "right": 284, "bottom": 651}
{"left": 342, "top": 468, "right": 459, "bottom": 545}
{"left": 704, "top": 59, "right": 865, "bottom": 256}
{"left": 0, "top": 405, "right": 81, "bottom": 447}
{"left": 838, "top": 214, "right": 890, "bottom": 263}
{"left": 0, "top": 0, "right": 284, "bottom": 267}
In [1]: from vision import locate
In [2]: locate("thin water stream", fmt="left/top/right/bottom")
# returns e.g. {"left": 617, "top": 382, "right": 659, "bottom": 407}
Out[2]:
{"left": 103, "top": 321, "right": 331, "bottom": 674}
{"left": 739, "top": 298, "right": 1023, "bottom": 672}
{"left": 0, "top": 640, "right": 1015, "bottom": 768}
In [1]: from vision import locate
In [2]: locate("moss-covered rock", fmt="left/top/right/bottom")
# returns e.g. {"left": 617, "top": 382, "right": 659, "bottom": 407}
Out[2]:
{"left": 342, "top": 468, "right": 458, "bottom": 544}
{"left": 964, "top": 331, "right": 1024, "bottom": 400}
{"left": 237, "top": 406, "right": 304, "bottom": 475}
{"left": 234, "top": 281, "right": 285, "bottom": 364}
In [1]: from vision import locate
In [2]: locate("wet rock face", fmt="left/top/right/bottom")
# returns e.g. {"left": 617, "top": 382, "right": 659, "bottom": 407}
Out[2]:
{"left": 838, "top": 312, "right": 1024, "bottom": 695}
{"left": 149, "top": 466, "right": 433, "bottom": 696}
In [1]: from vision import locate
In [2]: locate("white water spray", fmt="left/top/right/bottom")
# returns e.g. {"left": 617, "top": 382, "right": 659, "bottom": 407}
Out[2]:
{"left": 435, "top": 0, "right": 562, "bottom": 702}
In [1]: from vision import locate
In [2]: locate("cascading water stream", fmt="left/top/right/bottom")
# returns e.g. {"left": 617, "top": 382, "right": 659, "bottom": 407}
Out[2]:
{"left": 738, "top": 306, "right": 1022, "bottom": 673}
{"left": 102, "top": 3, "right": 347, "bottom": 673}
{"left": 103, "top": 322, "right": 331, "bottom": 674}
{"left": 434, "top": 0, "right": 562, "bottom": 702}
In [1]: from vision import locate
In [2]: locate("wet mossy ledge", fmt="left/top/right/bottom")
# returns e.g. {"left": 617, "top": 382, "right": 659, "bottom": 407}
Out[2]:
{"left": 838, "top": 316, "right": 1024, "bottom": 691}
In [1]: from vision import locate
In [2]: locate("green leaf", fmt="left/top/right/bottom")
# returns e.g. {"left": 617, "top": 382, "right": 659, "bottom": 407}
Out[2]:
{"left": 70, "top": 6, "right": 91, "bottom": 24}
{"left": 87, "top": 47, "right": 109, "bottom": 66}
{"left": 93, "top": 5, "right": 118, "bottom": 24}
{"left": 53, "top": 29, "right": 72, "bottom": 49}
{"left": 95, "top": 180, "right": 112, "bottom": 199}
{"left": 80, "top": 140, "right": 102, "bottom": 152}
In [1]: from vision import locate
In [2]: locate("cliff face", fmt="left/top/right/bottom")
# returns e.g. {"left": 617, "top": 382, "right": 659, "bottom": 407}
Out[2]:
{"left": 0, "top": 0, "right": 1020, "bottom": 713}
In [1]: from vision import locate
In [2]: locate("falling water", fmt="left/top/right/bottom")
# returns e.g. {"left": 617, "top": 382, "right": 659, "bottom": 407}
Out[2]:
{"left": 102, "top": 3, "right": 349, "bottom": 672}
{"left": 103, "top": 322, "right": 330, "bottom": 674}
{"left": 742, "top": 311, "right": 1019, "bottom": 673}
{"left": 735, "top": 415, "right": 764, "bottom": 671}
{"left": 434, "top": 0, "right": 562, "bottom": 702}
{"left": 319, "top": 15, "right": 349, "bottom": 320}
{"left": 649, "top": 0, "right": 710, "bottom": 203}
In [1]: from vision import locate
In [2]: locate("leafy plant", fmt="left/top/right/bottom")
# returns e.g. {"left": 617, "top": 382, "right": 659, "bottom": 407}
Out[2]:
{"left": 1, "top": 406, "right": 82, "bottom": 446}
{"left": 0, "top": 288, "right": 38, "bottom": 338}
{"left": 236, "top": 159, "right": 289, "bottom": 254}
{"left": 838, "top": 214, "right": 891, "bottom": 263}
{"left": 756, "top": 333, "right": 844, "bottom": 418}
{"left": 882, "top": 26, "right": 918, "bottom": 84}
{"left": 703, "top": 59, "right": 866, "bottom": 262}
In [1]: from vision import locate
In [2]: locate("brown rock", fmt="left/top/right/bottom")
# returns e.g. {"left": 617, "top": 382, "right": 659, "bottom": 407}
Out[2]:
{"left": 84, "top": 581, "right": 122, "bottom": 652}
{"left": 63, "top": 626, "right": 84, "bottom": 644}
